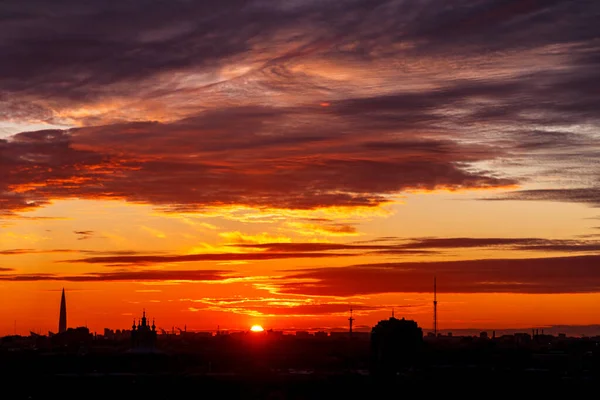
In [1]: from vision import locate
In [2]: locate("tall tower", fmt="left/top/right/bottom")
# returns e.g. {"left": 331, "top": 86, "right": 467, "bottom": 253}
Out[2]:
{"left": 58, "top": 288, "right": 67, "bottom": 333}
{"left": 433, "top": 276, "right": 438, "bottom": 336}
{"left": 348, "top": 307, "right": 355, "bottom": 338}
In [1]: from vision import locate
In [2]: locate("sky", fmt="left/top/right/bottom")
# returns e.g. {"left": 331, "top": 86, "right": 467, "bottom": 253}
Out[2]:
{"left": 1, "top": 0, "right": 600, "bottom": 336}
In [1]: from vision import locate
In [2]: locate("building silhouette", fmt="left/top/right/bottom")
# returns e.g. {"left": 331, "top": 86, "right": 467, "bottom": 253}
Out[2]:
{"left": 52, "top": 326, "right": 93, "bottom": 349}
{"left": 130, "top": 310, "right": 157, "bottom": 351}
{"left": 371, "top": 316, "right": 423, "bottom": 375}
{"left": 58, "top": 288, "right": 67, "bottom": 333}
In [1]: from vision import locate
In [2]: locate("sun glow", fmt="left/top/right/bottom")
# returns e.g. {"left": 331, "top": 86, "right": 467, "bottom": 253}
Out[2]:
{"left": 250, "top": 324, "right": 264, "bottom": 332}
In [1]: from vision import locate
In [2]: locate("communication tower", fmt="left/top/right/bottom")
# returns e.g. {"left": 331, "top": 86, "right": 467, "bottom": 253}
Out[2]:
{"left": 348, "top": 307, "right": 355, "bottom": 338}
{"left": 433, "top": 276, "right": 438, "bottom": 336}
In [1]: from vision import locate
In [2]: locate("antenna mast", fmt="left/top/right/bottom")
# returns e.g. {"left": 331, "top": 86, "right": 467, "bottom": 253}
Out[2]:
{"left": 433, "top": 276, "right": 438, "bottom": 336}
{"left": 348, "top": 307, "right": 355, "bottom": 338}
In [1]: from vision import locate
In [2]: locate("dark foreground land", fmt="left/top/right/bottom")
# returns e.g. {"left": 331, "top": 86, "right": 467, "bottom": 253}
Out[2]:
{"left": 3, "top": 352, "right": 600, "bottom": 399}
{"left": 3, "top": 368, "right": 599, "bottom": 399}
{"left": 3, "top": 334, "right": 600, "bottom": 398}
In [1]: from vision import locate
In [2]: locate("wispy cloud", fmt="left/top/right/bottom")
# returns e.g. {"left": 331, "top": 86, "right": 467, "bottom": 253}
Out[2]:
{"left": 0, "top": 248, "right": 77, "bottom": 255}
{"left": 43, "top": 236, "right": 600, "bottom": 266}
{"left": 486, "top": 188, "right": 600, "bottom": 207}
{"left": 73, "top": 230, "right": 102, "bottom": 240}
{"left": 0, "top": 269, "right": 231, "bottom": 282}
{"left": 0, "top": 248, "right": 167, "bottom": 257}
{"left": 232, "top": 237, "right": 600, "bottom": 254}
{"left": 179, "top": 296, "right": 417, "bottom": 317}
{"left": 218, "top": 231, "right": 292, "bottom": 245}
{"left": 63, "top": 250, "right": 356, "bottom": 266}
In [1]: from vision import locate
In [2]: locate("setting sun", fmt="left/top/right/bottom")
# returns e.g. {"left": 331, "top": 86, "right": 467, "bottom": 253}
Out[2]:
{"left": 250, "top": 325, "right": 264, "bottom": 332}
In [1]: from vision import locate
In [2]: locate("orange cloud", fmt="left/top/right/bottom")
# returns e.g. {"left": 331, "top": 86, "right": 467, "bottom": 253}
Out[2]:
{"left": 219, "top": 231, "right": 292, "bottom": 244}
{"left": 286, "top": 222, "right": 359, "bottom": 236}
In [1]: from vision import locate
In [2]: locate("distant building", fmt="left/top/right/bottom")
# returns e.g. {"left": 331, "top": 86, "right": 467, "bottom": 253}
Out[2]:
{"left": 52, "top": 326, "right": 93, "bottom": 348}
{"left": 330, "top": 331, "right": 350, "bottom": 339}
{"left": 514, "top": 333, "right": 532, "bottom": 344}
{"left": 267, "top": 329, "right": 283, "bottom": 338}
{"left": 371, "top": 316, "right": 423, "bottom": 375}
{"left": 103, "top": 328, "right": 131, "bottom": 341}
{"left": 130, "top": 310, "right": 157, "bottom": 351}
{"left": 330, "top": 330, "right": 370, "bottom": 340}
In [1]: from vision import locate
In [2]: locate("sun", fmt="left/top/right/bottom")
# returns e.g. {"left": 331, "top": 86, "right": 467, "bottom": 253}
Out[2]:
{"left": 250, "top": 324, "right": 264, "bottom": 332}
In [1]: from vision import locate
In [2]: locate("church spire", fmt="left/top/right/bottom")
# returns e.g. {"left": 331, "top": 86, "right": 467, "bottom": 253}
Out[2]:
{"left": 58, "top": 288, "right": 67, "bottom": 333}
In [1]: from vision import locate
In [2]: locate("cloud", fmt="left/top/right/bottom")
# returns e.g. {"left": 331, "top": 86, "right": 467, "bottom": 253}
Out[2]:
{"left": 218, "top": 231, "right": 292, "bottom": 245}
{"left": 73, "top": 230, "right": 102, "bottom": 240}
{"left": 64, "top": 250, "right": 356, "bottom": 266}
{"left": 5, "top": 250, "right": 600, "bottom": 297}
{"left": 275, "top": 254, "right": 600, "bottom": 296}
{"left": 0, "top": 0, "right": 598, "bottom": 214}
{"left": 382, "top": 237, "right": 600, "bottom": 253}
{"left": 0, "top": 248, "right": 77, "bottom": 255}
{"left": 74, "top": 230, "right": 94, "bottom": 235}
{"left": 0, "top": 216, "right": 68, "bottom": 221}
{"left": 487, "top": 188, "right": 600, "bottom": 207}
{"left": 4, "top": 237, "right": 598, "bottom": 269}
{"left": 0, "top": 119, "right": 515, "bottom": 216}
{"left": 274, "top": 255, "right": 600, "bottom": 296}
{"left": 0, "top": 248, "right": 168, "bottom": 257}
{"left": 180, "top": 296, "right": 412, "bottom": 317}
{"left": 1, "top": 1, "right": 595, "bottom": 103}
{"left": 0, "top": 269, "right": 231, "bottom": 282}
{"left": 286, "top": 222, "right": 359, "bottom": 236}
{"left": 232, "top": 242, "right": 388, "bottom": 252}
{"left": 210, "top": 303, "right": 381, "bottom": 317}
{"left": 232, "top": 237, "right": 600, "bottom": 254}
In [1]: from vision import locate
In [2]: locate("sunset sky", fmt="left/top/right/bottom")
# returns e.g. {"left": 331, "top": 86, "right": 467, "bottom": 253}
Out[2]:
{"left": 1, "top": 0, "right": 599, "bottom": 336}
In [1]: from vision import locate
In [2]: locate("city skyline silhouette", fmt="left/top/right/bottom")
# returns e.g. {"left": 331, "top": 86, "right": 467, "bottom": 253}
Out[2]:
{"left": 8, "top": 286, "right": 599, "bottom": 340}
